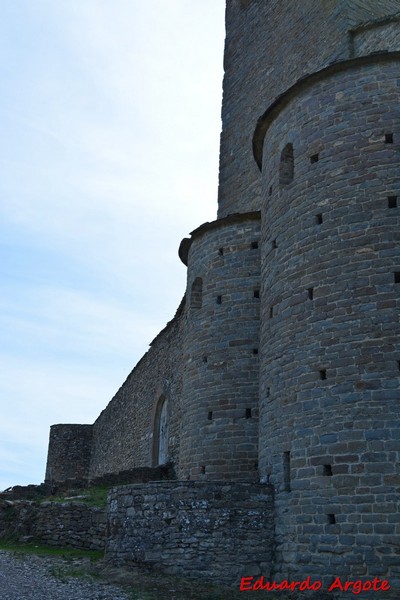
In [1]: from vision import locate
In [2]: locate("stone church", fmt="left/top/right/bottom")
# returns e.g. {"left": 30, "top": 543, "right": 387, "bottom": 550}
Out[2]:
{"left": 45, "top": 0, "right": 400, "bottom": 590}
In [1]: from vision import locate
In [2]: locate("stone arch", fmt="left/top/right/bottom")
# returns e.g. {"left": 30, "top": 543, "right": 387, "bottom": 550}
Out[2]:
{"left": 153, "top": 395, "right": 169, "bottom": 466}
{"left": 279, "top": 143, "right": 294, "bottom": 185}
{"left": 190, "top": 277, "right": 203, "bottom": 308}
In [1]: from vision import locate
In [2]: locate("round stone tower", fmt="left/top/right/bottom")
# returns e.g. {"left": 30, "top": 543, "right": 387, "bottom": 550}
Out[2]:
{"left": 254, "top": 30, "right": 400, "bottom": 590}
{"left": 178, "top": 213, "right": 261, "bottom": 481}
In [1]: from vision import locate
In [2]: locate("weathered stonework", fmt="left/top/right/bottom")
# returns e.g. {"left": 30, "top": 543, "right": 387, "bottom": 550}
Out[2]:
{"left": 106, "top": 482, "right": 274, "bottom": 586}
{"left": 257, "top": 54, "right": 400, "bottom": 588}
{"left": 45, "top": 425, "right": 93, "bottom": 484}
{"left": 44, "top": 1, "right": 400, "bottom": 593}
{"left": 179, "top": 213, "right": 261, "bottom": 481}
{"left": 0, "top": 501, "right": 106, "bottom": 551}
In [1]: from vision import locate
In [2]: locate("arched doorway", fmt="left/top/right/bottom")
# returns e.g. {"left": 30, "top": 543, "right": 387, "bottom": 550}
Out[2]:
{"left": 153, "top": 395, "right": 168, "bottom": 465}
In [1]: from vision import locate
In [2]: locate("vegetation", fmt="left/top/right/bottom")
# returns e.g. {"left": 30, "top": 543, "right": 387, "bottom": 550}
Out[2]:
{"left": 42, "top": 485, "right": 110, "bottom": 507}
{"left": 0, "top": 540, "right": 103, "bottom": 561}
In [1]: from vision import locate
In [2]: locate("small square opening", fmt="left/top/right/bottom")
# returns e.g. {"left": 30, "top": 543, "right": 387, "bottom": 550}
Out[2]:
{"left": 202, "top": 356, "right": 208, "bottom": 363}
{"left": 315, "top": 213, "right": 323, "bottom": 225}
{"left": 254, "top": 289, "right": 260, "bottom": 299}
{"left": 251, "top": 241, "right": 259, "bottom": 249}
{"left": 310, "top": 153, "right": 319, "bottom": 164}
{"left": 245, "top": 408, "right": 252, "bottom": 419}
{"left": 385, "top": 133, "right": 394, "bottom": 144}
{"left": 253, "top": 348, "right": 259, "bottom": 355}
{"left": 200, "top": 466, "right": 206, "bottom": 474}
{"left": 319, "top": 369, "right": 327, "bottom": 380}
{"left": 394, "top": 272, "right": 400, "bottom": 284}
{"left": 323, "top": 464, "right": 333, "bottom": 476}
{"left": 388, "top": 196, "right": 398, "bottom": 208}
{"left": 327, "top": 514, "right": 336, "bottom": 525}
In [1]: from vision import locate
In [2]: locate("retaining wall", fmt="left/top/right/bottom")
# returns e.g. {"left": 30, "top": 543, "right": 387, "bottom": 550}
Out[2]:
{"left": 106, "top": 481, "right": 274, "bottom": 585}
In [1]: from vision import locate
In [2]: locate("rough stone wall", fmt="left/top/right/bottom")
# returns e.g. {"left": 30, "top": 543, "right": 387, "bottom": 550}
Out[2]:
{"left": 218, "top": 0, "right": 400, "bottom": 218}
{"left": 258, "top": 57, "right": 400, "bottom": 589}
{"left": 106, "top": 481, "right": 274, "bottom": 586}
{"left": 352, "top": 19, "right": 400, "bottom": 57}
{"left": 45, "top": 425, "right": 93, "bottom": 484}
{"left": 179, "top": 214, "right": 261, "bottom": 481}
{"left": 0, "top": 501, "right": 106, "bottom": 551}
{"left": 34, "top": 502, "right": 106, "bottom": 550}
{"left": 89, "top": 308, "right": 184, "bottom": 479}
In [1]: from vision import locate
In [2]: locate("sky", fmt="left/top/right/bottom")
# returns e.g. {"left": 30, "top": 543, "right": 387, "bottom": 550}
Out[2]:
{"left": 0, "top": 0, "right": 225, "bottom": 491}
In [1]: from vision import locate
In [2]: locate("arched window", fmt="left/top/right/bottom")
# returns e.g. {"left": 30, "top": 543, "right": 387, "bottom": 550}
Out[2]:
{"left": 153, "top": 395, "right": 168, "bottom": 466}
{"left": 190, "top": 277, "right": 203, "bottom": 308}
{"left": 279, "top": 143, "right": 294, "bottom": 185}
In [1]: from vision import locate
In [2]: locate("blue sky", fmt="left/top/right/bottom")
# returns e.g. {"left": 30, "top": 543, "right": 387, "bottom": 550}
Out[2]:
{"left": 0, "top": 1, "right": 225, "bottom": 490}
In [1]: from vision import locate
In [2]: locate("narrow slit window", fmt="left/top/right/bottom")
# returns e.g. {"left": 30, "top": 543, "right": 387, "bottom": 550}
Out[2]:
{"left": 269, "top": 186, "right": 273, "bottom": 196}
{"left": 283, "top": 451, "right": 291, "bottom": 492}
{"left": 208, "top": 411, "right": 213, "bottom": 421}
{"left": 190, "top": 277, "right": 203, "bottom": 308}
{"left": 319, "top": 369, "right": 327, "bottom": 380}
{"left": 245, "top": 408, "right": 252, "bottom": 419}
{"left": 216, "top": 295, "right": 222, "bottom": 304}
{"left": 254, "top": 289, "right": 260, "bottom": 299}
{"left": 269, "top": 306, "right": 274, "bottom": 319}
{"left": 395, "top": 272, "right": 400, "bottom": 284}
{"left": 200, "top": 465, "right": 206, "bottom": 474}
{"left": 218, "top": 247, "right": 224, "bottom": 256}
{"left": 266, "top": 387, "right": 271, "bottom": 398}
{"left": 388, "top": 196, "right": 398, "bottom": 208}
{"left": 279, "top": 143, "right": 294, "bottom": 185}
{"left": 272, "top": 239, "right": 277, "bottom": 250}
{"left": 307, "top": 287, "right": 314, "bottom": 300}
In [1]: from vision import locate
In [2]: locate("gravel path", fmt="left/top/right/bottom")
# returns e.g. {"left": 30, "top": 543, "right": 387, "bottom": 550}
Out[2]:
{"left": 0, "top": 551, "right": 131, "bottom": 600}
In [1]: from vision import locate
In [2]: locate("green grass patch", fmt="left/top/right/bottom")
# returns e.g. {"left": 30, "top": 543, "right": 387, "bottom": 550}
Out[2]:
{"left": 0, "top": 540, "right": 103, "bottom": 561}
{"left": 43, "top": 485, "right": 110, "bottom": 507}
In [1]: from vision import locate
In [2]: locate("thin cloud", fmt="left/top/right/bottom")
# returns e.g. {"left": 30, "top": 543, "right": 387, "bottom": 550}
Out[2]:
{"left": 0, "top": 1, "right": 225, "bottom": 489}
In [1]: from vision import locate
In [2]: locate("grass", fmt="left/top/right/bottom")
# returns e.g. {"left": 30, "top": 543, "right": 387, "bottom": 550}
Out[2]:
{"left": 43, "top": 485, "right": 110, "bottom": 507}
{"left": 0, "top": 539, "right": 103, "bottom": 561}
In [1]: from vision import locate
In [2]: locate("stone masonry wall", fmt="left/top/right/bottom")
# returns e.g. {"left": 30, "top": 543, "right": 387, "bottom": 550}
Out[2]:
{"left": 0, "top": 501, "right": 106, "bottom": 551}
{"left": 258, "top": 56, "right": 400, "bottom": 591}
{"left": 106, "top": 481, "right": 274, "bottom": 586}
{"left": 352, "top": 19, "right": 400, "bottom": 57}
{"left": 179, "top": 214, "right": 261, "bottom": 481}
{"left": 45, "top": 424, "right": 93, "bottom": 484}
{"left": 218, "top": 0, "right": 400, "bottom": 218}
{"left": 89, "top": 307, "right": 184, "bottom": 479}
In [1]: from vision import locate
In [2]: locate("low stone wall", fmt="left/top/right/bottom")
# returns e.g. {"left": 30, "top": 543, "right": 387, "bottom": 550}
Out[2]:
{"left": 0, "top": 501, "right": 106, "bottom": 551}
{"left": 35, "top": 502, "right": 106, "bottom": 550}
{"left": 106, "top": 481, "right": 274, "bottom": 585}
